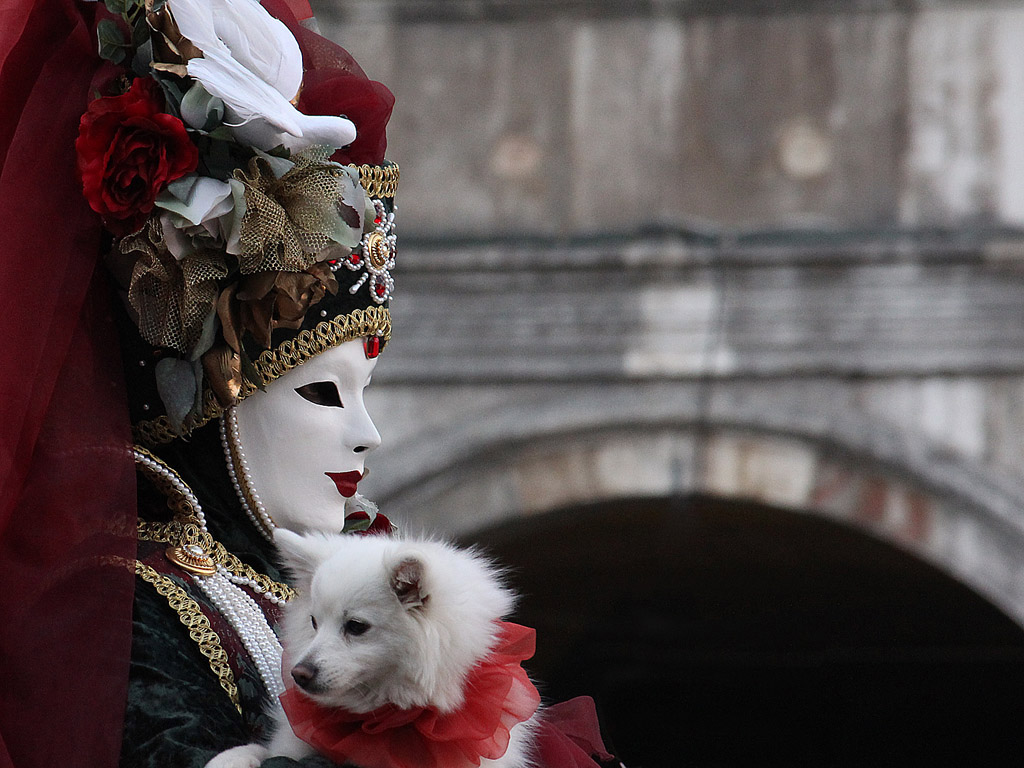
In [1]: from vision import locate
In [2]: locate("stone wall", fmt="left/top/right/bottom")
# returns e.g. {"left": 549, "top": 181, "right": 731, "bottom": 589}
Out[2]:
{"left": 310, "top": 1, "right": 1024, "bottom": 622}
{"left": 319, "top": 1, "right": 1024, "bottom": 234}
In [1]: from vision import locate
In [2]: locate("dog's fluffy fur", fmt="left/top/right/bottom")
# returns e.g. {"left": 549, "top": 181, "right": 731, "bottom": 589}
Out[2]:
{"left": 206, "top": 530, "right": 537, "bottom": 768}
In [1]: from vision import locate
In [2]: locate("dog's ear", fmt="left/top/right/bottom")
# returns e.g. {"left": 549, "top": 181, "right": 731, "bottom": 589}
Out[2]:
{"left": 274, "top": 529, "right": 334, "bottom": 586}
{"left": 390, "top": 557, "right": 427, "bottom": 610}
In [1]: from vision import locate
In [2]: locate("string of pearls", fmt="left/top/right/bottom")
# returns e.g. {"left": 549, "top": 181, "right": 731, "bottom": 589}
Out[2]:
{"left": 196, "top": 568, "right": 286, "bottom": 699}
{"left": 133, "top": 448, "right": 207, "bottom": 531}
{"left": 220, "top": 564, "right": 287, "bottom": 607}
{"left": 220, "top": 408, "right": 277, "bottom": 542}
{"left": 132, "top": 446, "right": 286, "bottom": 699}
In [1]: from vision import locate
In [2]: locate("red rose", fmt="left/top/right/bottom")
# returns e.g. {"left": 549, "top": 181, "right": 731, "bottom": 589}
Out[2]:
{"left": 76, "top": 77, "right": 198, "bottom": 235}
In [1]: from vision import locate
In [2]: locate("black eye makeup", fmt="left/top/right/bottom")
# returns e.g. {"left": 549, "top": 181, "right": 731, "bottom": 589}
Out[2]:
{"left": 294, "top": 381, "right": 344, "bottom": 407}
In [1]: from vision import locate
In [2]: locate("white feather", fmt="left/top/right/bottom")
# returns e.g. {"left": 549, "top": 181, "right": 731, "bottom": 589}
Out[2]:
{"left": 167, "top": 0, "right": 355, "bottom": 152}
{"left": 210, "top": 0, "right": 303, "bottom": 99}
{"left": 188, "top": 49, "right": 304, "bottom": 136}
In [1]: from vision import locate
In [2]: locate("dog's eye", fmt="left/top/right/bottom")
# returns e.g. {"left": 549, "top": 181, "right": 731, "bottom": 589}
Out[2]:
{"left": 310, "top": 615, "right": 318, "bottom": 631}
{"left": 295, "top": 381, "right": 344, "bottom": 407}
{"left": 344, "top": 619, "right": 370, "bottom": 636}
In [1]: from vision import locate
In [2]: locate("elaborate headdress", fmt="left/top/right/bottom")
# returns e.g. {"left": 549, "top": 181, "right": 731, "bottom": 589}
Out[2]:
{"left": 80, "top": 0, "right": 399, "bottom": 444}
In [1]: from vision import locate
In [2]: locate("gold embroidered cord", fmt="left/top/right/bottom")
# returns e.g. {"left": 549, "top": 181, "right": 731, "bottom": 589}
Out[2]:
{"left": 351, "top": 163, "right": 399, "bottom": 199}
{"left": 133, "top": 447, "right": 295, "bottom": 602}
{"left": 135, "top": 560, "right": 242, "bottom": 714}
{"left": 138, "top": 519, "right": 295, "bottom": 604}
{"left": 253, "top": 305, "right": 391, "bottom": 384}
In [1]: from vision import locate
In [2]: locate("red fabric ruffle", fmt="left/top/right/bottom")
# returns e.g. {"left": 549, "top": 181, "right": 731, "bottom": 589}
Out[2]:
{"left": 280, "top": 622, "right": 542, "bottom": 768}
{"left": 534, "top": 697, "right": 616, "bottom": 768}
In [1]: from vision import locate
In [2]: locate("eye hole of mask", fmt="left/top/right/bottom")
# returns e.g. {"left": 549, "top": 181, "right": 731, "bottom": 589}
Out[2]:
{"left": 295, "top": 381, "right": 344, "bottom": 407}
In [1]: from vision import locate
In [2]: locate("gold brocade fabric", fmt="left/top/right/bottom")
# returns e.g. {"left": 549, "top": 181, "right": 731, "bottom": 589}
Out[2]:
{"left": 121, "top": 219, "right": 229, "bottom": 354}
{"left": 233, "top": 150, "right": 360, "bottom": 274}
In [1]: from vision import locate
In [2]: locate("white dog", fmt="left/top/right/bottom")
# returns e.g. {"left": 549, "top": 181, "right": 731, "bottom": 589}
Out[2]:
{"left": 207, "top": 530, "right": 540, "bottom": 768}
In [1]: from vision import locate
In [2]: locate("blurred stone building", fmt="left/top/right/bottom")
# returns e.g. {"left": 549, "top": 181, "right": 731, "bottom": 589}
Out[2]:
{"left": 317, "top": 1, "right": 1024, "bottom": 764}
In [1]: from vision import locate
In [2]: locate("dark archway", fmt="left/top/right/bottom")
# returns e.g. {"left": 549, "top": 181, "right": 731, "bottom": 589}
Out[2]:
{"left": 465, "top": 495, "right": 1024, "bottom": 767}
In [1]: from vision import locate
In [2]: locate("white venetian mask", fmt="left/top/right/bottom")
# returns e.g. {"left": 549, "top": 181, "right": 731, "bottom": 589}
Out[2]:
{"left": 228, "top": 338, "right": 381, "bottom": 534}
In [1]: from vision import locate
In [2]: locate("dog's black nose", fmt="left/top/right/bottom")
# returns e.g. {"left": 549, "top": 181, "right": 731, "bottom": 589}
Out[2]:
{"left": 291, "top": 662, "right": 319, "bottom": 690}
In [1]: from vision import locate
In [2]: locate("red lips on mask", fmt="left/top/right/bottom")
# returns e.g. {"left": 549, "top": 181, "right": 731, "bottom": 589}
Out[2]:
{"left": 325, "top": 471, "right": 363, "bottom": 498}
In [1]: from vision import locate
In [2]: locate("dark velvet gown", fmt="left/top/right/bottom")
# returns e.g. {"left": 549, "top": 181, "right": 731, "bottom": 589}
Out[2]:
{"left": 120, "top": 422, "right": 339, "bottom": 768}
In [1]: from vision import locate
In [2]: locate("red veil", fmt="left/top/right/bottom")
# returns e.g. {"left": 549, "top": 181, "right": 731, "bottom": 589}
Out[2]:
{"left": 0, "top": 1, "right": 136, "bottom": 766}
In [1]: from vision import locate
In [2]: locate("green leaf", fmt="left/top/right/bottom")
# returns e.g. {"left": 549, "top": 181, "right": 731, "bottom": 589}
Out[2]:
{"left": 191, "top": 359, "right": 205, "bottom": 421}
{"left": 202, "top": 137, "right": 234, "bottom": 180}
{"left": 131, "top": 11, "right": 151, "bottom": 49}
{"left": 191, "top": 308, "right": 220, "bottom": 362}
{"left": 180, "top": 82, "right": 225, "bottom": 133}
{"left": 130, "top": 38, "right": 154, "bottom": 79}
{"left": 104, "top": 0, "right": 130, "bottom": 15}
{"left": 264, "top": 144, "right": 292, "bottom": 160}
{"left": 155, "top": 357, "right": 197, "bottom": 434}
{"left": 206, "top": 126, "right": 236, "bottom": 142}
{"left": 152, "top": 74, "right": 185, "bottom": 118}
{"left": 342, "top": 514, "right": 372, "bottom": 534}
{"left": 96, "top": 19, "right": 128, "bottom": 65}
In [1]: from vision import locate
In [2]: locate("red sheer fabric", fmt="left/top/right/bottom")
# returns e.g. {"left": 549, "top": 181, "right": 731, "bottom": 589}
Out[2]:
{"left": 280, "top": 622, "right": 542, "bottom": 768}
{"left": 534, "top": 697, "right": 616, "bottom": 768}
{"left": 262, "top": 0, "right": 395, "bottom": 165}
{"left": 275, "top": 0, "right": 312, "bottom": 21}
{"left": 0, "top": 1, "right": 136, "bottom": 767}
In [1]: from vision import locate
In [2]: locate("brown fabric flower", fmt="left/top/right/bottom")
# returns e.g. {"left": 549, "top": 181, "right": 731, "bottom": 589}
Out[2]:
{"left": 146, "top": 0, "right": 203, "bottom": 77}
{"left": 216, "top": 262, "right": 338, "bottom": 352}
{"left": 202, "top": 343, "right": 243, "bottom": 408}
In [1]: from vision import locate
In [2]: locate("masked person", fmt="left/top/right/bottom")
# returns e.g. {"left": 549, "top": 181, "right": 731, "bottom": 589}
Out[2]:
{"left": 0, "top": 1, "right": 617, "bottom": 767}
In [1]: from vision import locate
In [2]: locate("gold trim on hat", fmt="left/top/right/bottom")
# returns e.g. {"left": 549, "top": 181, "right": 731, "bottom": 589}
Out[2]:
{"left": 352, "top": 162, "right": 399, "bottom": 199}
{"left": 133, "top": 305, "right": 391, "bottom": 445}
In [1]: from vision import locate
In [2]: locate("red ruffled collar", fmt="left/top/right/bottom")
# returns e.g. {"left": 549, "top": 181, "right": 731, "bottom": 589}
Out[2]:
{"left": 279, "top": 621, "right": 542, "bottom": 768}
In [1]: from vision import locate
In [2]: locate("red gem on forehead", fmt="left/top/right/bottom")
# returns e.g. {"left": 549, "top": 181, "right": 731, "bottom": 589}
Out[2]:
{"left": 364, "top": 336, "right": 381, "bottom": 359}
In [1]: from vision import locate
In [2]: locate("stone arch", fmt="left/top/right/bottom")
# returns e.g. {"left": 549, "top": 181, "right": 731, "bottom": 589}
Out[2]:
{"left": 374, "top": 383, "right": 1024, "bottom": 625}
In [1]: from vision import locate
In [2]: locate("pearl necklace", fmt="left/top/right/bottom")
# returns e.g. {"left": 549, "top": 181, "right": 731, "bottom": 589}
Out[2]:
{"left": 196, "top": 566, "right": 285, "bottom": 699}
{"left": 134, "top": 448, "right": 207, "bottom": 531}
{"left": 220, "top": 408, "right": 277, "bottom": 542}
{"left": 133, "top": 447, "right": 286, "bottom": 699}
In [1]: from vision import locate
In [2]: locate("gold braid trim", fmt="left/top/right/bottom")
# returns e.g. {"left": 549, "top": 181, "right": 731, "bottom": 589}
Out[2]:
{"left": 133, "top": 447, "right": 295, "bottom": 602}
{"left": 134, "top": 445, "right": 203, "bottom": 521}
{"left": 135, "top": 560, "right": 242, "bottom": 714}
{"left": 134, "top": 390, "right": 222, "bottom": 446}
{"left": 138, "top": 519, "right": 295, "bottom": 604}
{"left": 252, "top": 305, "right": 391, "bottom": 387}
{"left": 351, "top": 162, "right": 399, "bottom": 199}
{"left": 133, "top": 305, "right": 391, "bottom": 445}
